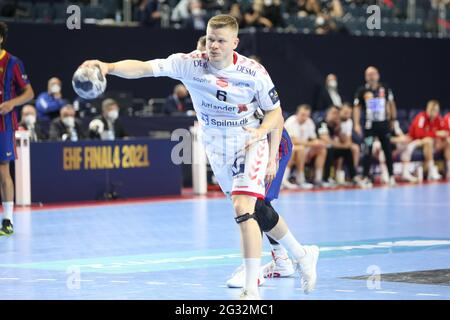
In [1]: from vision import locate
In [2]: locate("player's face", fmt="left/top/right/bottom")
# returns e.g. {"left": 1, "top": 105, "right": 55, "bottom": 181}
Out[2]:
{"left": 427, "top": 103, "right": 440, "bottom": 119}
{"left": 206, "top": 27, "right": 238, "bottom": 64}
{"left": 297, "top": 109, "right": 310, "bottom": 124}
{"left": 365, "top": 68, "right": 379, "bottom": 86}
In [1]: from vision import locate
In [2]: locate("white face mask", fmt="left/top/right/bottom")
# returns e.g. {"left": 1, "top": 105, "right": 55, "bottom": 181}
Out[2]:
{"left": 62, "top": 116, "right": 75, "bottom": 128}
{"left": 328, "top": 79, "right": 338, "bottom": 89}
{"left": 50, "top": 84, "right": 61, "bottom": 94}
{"left": 24, "top": 114, "right": 36, "bottom": 126}
{"left": 107, "top": 110, "right": 119, "bottom": 121}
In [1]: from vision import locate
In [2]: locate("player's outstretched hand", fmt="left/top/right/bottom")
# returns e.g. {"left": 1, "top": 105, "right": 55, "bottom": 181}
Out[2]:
{"left": 79, "top": 60, "right": 109, "bottom": 77}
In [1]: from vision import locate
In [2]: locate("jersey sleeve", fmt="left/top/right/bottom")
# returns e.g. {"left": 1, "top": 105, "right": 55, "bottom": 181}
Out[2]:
{"left": 147, "top": 53, "right": 189, "bottom": 80}
{"left": 255, "top": 70, "right": 281, "bottom": 112}
{"left": 13, "top": 58, "right": 30, "bottom": 90}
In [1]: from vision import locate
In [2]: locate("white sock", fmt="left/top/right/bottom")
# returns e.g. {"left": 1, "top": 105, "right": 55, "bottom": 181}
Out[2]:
{"left": 270, "top": 243, "right": 288, "bottom": 257}
{"left": 244, "top": 258, "right": 260, "bottom": 294}
{"left": 277, "top": 230, "right": 306, "bottom": 261}
{"left": 2, "top": 201, "right": 14, "bottom": 224}
{"left": 402, "top": 164, "right": 409, "bottom": 176}
{"left": 314, "top": 169, "right": 323, "bottom": 183}
{"left": 297, "top": 171, "right": 305, "bottom": 184}
{"left": 427, "top": 161, "right": 435, "bottom": 171}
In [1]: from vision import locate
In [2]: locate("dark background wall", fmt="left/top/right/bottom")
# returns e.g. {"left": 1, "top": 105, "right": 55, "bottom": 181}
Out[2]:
{"left": 6, "top": 22, "right": 450, "bottom": 114}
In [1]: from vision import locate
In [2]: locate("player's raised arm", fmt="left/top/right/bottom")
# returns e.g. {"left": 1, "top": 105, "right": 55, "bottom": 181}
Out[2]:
{"left": 81, "top": 59, "right": 154, "bottom": 79}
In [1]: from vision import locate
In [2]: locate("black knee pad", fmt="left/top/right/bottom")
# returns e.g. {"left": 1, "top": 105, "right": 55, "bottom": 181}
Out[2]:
{"left": 254, "top": 199, "right": 279, "bottom": 232}
{"left": 234, "top": 213, "right": 257, "bottom": 224}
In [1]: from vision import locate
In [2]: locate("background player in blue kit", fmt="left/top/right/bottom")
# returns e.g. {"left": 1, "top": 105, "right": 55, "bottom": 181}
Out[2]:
{"left": 0, "top": 22, "right": 34, "bottom": 236}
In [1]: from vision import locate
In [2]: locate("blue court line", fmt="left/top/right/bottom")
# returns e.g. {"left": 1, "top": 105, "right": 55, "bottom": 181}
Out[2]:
{"left": 1, "top": 237, "right": 449, "bottom": 274}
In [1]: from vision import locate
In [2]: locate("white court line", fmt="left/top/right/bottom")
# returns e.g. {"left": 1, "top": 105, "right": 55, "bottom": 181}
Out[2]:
{"left": 77, "top": 279, "right": 94, "bottom": 282}
{"left": 0, "top": 278, "right": 20, "bottom": 280}
{"left": 33, "top": 279, "right": 57, "bottom": 282}
{"left": 182, "top": 283, "right": 202, "bottom": 286}
{"left": 110, "top": 280, "right": 129, "bottom": 283}
{"left": 375, "top": 291, "right": 398, "bottom": 294}
{"left": 218, "top": 285, "right": 227, "bottom": 288}
{"left": 146, "top": 281, "right": 166, "bottom": 285}
{"left": 416, "top": 293, "right": 441, "bottom": 297}
{"left": 335, "top": 289, "right": 356, "bottom": 293}
{"left": 283, "top": 200, "right": 450, "bottom": 207}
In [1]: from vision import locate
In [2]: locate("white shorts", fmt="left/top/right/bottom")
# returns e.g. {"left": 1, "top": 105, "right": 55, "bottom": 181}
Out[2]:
{"left": 201, "top": 129, "right": 269, "bottom": 199}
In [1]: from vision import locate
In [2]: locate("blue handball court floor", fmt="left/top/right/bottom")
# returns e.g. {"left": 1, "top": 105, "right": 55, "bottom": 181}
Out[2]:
{"left": 0, "top": 182, "right": 449, "bottom": 300}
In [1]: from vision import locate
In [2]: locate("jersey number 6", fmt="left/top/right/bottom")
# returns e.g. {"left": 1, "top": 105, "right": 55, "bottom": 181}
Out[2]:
{"left": 216, "top": 90, "right": 227, "bottom": 102}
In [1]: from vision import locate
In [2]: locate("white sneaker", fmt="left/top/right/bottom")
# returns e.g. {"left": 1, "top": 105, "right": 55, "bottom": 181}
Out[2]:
{"left": 401, "top": 171, "right": 418, "bottom": 183}
{"left": 262, "top": 250, "right": 296, "bottom": 278}
{"left": 296, "top": 245, "right": 320, "bottom": 294}
{"left": 388, "top": 176, "right": 396, "bottom": 187}
{"left": 282, "top": 180, "right": 298, "bottom": 190}
{"left": 226, "top": 264, "right": 265, "bottom": 288}
{"left": 298, "top": 182, "right": 314, "bottom": 190}
{"left": 428, "top": 166, "right": 442, "bottom": 181}
{"left": 380, "top": 171, "right": 390, "bottom": 184}
{"left": 239, "top": 289, "right": 261, "bottom": 300}
{"left": 356, "top": 177, "right": 373, "bottom": 189}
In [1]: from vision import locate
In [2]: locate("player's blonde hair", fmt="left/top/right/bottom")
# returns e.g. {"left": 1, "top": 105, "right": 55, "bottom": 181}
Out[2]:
{"left": 207, "top": 14, "right": 239, "bottom": 34}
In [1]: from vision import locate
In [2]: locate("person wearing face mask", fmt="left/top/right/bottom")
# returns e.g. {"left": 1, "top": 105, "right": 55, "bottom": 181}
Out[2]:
{"left": 35, "top": 77, "right": 68, "bottom": 121}
{"left": 88, "top": 98, "right": 128, "bottom": 140}
{"left": 314, "top": 73, "right": 343, "bottom": 111}
{"left": 183, "top": 0, "right": 207, "bottom": 30}
{"left": 49, "top": 104, "right": 85, "bottom": 141}
{"left": 18, "top": 104, "right": 47, "bottom": 142}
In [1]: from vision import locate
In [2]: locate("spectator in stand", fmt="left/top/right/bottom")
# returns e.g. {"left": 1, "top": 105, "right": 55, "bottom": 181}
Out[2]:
{"left": 35, "top": 77, "right": 68, "bottom": 121}
{"left": 229, "top": 2, "right": 245, "bottom": 28}
{"left": 133, "top": 0, "right": 161, "bottom": 27}
{"left": 408, "top": 100, "right": 450, "bottom": 180}
{"left": 243, "top": 0, "right": 274, "bottom": 29}
{"left": 326, "top": 0, "right": 344, "bottom": 18}
{"left": 183, "top": 0, "right": 208, "bottom": 30}
{"left": 88, "top": 98, "right": 128, "bottom": 141}
{"left": 290, "top": 0, "right": 321, "bottom": 17}
{"left": 282, "top": 104, "right": 327, "bottom": 189}
{"left": 49, "top": 104, "right": 86, "bottom": 142}
{"left": 314, "top": 14, "right": 338, "bottom": 34}
{"left": 18, "top": 104, "right": 47, "bottom": 142}
{"left": 262, "top": 0, "right": 285, "bottom": 28}
{"left": 162, "top": 84, "right": 194, "bottom": 115}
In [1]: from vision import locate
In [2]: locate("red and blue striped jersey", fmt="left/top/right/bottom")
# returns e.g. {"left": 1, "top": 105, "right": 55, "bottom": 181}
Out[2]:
{"left": 0, "top": 50, "right": 30, "bottom": 132}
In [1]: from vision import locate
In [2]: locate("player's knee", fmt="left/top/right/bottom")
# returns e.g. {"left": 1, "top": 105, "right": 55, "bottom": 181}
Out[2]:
{"left": 254, "top": 199, "right": 280, "bottom": 232}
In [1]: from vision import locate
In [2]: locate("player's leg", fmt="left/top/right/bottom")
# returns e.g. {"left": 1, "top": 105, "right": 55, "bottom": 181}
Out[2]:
{"left": 444, "top": 137, "right": 450, "bottom": 179}
{"left": 362, "top": 128, "right": 375, "bottom": 186}
{"left": 377, "top": 123, "right": 395, "bottom": 185}
{"left": 231, "top": 194, "right": 262, "bottom": 298}
{"left": 281, "top": 152, "right": 297, "bottom": 189}
{"left": 262, "top": 211, "right": 319, "bottom": 294}
{"left": 311, "top": 145, "right": 326, "bottom": 185}
{"left": 399, "top": 138, "right": 419, "bottom": 182}
{"left": 294, "top": 145, "right": 313, "bottom": 189}
{"left": 0, "top": 130, "right": 16, "bottom": 236}
{"left": 425, "top": 137, "right": 442, "bottom": 180}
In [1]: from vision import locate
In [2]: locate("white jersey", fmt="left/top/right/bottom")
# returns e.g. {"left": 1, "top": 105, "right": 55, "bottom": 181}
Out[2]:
{"left": 149, "top": 51, "right": 280, "bottom": 135}
{"left": 284, "top": 116, "right": 317, "bottom": 141}
{"left": 340, "top": 118, "right": 353, "bottom": 137}
{"left": 149, "top": 51, "right": 279, "bottom": 198}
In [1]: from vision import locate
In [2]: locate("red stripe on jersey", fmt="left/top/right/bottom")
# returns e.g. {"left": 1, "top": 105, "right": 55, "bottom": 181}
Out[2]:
{"left": 233, "top": 52, "right": 238, "bottom": 65}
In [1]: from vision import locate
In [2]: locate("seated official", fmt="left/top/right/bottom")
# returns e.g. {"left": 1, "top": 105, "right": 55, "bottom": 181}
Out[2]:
{"left": 18, "top": 104, "right": 48, "bottom": 142}
{"left": 49, "top": 104, "right": 86, "bottom": 142}
{"left": 88, "top": 98, "right": 128, "bottom": 140}
{"left": 35, "top": 77, "right": 68, "bottom": 121}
